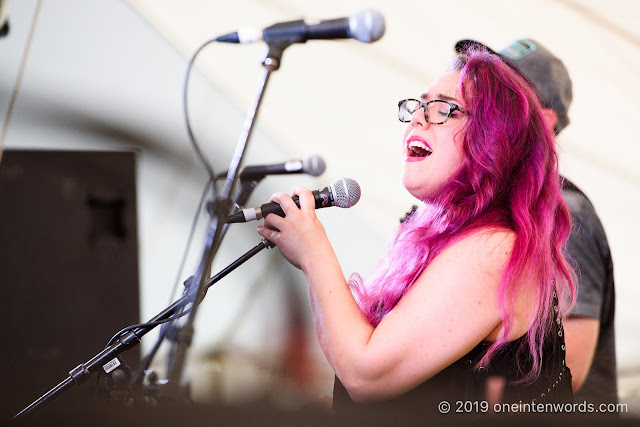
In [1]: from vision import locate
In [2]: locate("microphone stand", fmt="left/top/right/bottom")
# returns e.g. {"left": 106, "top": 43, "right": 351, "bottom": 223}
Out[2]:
{"left": 12, "top": 238, "right": 275, "bottom": 419}
{"left": 159, "top": 41, "right": 291, "bottom": 401}
{"left": 125, "top": 42, "right": 290, "bottom": 405}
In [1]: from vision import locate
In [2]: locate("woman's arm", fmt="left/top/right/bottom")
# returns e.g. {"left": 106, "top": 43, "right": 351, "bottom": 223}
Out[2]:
{"left": 257, "top": 188, "right": 517, "bottom": 403}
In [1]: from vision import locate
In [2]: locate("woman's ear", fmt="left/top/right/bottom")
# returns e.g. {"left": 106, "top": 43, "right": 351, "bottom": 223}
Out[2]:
{"left": 541, "top": 108, "right": 558, "bottom": 134}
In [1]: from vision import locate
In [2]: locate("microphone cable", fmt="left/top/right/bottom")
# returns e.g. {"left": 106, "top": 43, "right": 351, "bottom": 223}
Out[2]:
{"left": 121, "top": 32, "right": 243, "bottom": 395}
{"left": 111, "top": 176, "right": 212, "bottom": 399}
{"left": 182, "top": 37, "right": 220, "bottom": 193}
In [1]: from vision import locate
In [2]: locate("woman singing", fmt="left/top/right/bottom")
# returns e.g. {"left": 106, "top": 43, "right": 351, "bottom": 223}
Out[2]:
{"left": 257, "top": 47, "right": 575, "bottom": 415}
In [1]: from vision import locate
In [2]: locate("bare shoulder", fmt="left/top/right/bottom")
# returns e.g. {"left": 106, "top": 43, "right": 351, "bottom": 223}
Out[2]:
{"left": 377, "top": 227, "right": 518, "bottom": 383}
{"left": 431, "top": 227, "right": 515, "bottom": 272}
{"left": 459, "top": 227, "right": 515, "bottom": 251}
{"left": 407, "top": 227, "right": 516, "bottom": 305}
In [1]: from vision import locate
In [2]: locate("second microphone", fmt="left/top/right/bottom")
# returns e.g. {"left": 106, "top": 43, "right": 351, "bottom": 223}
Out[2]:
{"left": 226, "top": 178, "right": 361, "bottom": 223}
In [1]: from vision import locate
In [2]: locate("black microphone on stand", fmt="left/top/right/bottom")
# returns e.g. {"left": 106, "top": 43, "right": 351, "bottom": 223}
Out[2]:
{"left": 216, "top": 9, "right": 385, "bottom": 45}
{"left": 217, "top": 154, "right": 326, "bottom": 181}
{"left": 227, "top": 177, "right": 360, "bottom": 223}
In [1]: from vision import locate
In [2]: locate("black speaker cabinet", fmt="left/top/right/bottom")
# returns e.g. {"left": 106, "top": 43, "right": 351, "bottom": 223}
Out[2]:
{"left": 0, "top": 150, "right": 140, "bottom": 418}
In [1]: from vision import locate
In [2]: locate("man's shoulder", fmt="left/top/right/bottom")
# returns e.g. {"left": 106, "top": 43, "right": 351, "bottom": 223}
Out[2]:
{"left": 561, "top": 178, "right": 605, "bottom": 233}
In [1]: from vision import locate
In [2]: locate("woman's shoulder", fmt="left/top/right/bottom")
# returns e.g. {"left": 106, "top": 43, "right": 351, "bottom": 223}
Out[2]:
{"left": 443, "top": 227, "right": 516, "bottom": 263}
{"left": 419, "top": 227, "right": 516, "bottom": 298}
{"left": 466, "top": 226, "right": 516, "bottom": 243}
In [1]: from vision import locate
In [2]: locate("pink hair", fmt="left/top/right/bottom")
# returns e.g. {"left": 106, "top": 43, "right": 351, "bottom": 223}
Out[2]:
{"left": 349, "top": 49, "right": 576, "bottom": 383}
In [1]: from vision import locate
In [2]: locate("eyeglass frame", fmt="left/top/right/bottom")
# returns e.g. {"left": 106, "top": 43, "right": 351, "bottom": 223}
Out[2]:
{"left": 397, "top": 98, "right": 466, "bottom": 124}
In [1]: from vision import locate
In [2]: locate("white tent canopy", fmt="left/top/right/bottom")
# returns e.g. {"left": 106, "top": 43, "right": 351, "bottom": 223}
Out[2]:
{"left": 128, "top": 0, "right": 640, "bottom": 363}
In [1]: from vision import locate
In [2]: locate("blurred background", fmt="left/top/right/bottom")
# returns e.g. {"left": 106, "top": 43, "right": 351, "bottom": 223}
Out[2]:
{"left": 1, "top": 0, "right": 638, "bottom": 419}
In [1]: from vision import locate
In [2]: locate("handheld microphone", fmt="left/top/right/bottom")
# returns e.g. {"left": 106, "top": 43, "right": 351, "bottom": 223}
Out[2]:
{"left": 216, "top": 9, "right": 385, "bottom": 45}
{"left": 226, "top": 178, "right": 360, "bottom": 223}
{"left": 217, "top": 155, "right": 326, "bottom": 181}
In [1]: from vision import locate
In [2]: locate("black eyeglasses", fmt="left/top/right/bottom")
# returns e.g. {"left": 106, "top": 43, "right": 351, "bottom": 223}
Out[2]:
{"left": 397, "top": 99, "right": 465, "bottom": 124}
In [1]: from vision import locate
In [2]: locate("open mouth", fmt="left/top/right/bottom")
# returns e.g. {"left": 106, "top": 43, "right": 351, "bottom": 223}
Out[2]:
{"left": 407, "top": 139, "right": 433, "bottom": 158}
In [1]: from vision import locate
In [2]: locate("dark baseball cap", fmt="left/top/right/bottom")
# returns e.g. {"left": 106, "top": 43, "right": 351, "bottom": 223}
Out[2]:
{"left": 455, "top": 39, "right": 573, "bottom": 133}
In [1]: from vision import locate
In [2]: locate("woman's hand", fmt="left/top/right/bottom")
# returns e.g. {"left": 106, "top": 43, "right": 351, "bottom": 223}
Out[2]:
{"left": 256, "top": 186, "right": 332, "bottom": 271}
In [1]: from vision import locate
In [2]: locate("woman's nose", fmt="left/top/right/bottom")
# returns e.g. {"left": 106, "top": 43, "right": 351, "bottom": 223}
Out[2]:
{"left": 410, "top": 107, "right": 430, "bottom": 128}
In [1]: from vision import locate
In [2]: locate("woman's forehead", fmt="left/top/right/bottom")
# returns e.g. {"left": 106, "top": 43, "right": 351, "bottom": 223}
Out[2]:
{"left": 421, "top": 71, "right": 462, "bottom": 102}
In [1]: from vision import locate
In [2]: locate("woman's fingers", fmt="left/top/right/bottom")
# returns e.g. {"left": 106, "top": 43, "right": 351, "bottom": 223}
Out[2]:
{"left": 260, "top": 187, "right": 319, "bottom": 243}
{"left": 257, "top": 224, "right": 280, "bottom": 243}
{"left": 270, "top": 187, "right": 317, "bottom": 217}
{"left": 269, "top": 191, "right": 300, "bottom": 217}
{"left": 259, "top": 200, "right": 287, "bottom": 244}
{"left": 291, "top": 186, "right": 316, "bottom": 213}
{"left": 258, "top": 187, "right": 327, "bottom": 271}
{"left": 263, "top": 210, "right": 286, "bottom": 231}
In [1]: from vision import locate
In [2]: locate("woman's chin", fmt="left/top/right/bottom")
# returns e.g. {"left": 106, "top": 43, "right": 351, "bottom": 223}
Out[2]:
{"left": 402, "top": 182, "right": 426, "bottom": 201}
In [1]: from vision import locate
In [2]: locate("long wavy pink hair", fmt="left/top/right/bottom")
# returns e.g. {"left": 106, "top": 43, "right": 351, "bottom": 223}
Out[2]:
{"left": 349, "top": 48, "right": 576, "bottom": 383}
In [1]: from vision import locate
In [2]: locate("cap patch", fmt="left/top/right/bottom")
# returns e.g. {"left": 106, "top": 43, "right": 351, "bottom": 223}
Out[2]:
{"left": 499, "top": 39, "right": 537, "bottom": 61}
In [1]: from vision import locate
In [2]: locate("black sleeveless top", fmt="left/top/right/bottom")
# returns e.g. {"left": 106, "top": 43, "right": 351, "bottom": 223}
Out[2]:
{"left": 333, "top": 293, "right": 573, "bottom": 416}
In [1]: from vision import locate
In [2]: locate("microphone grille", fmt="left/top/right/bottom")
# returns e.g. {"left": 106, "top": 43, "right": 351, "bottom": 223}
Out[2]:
{"left": 332, "top": 178, "right": 361, "bottom": 208}
{"left": 302, "top": 154, "right": 326, "bottom": 177}
{"left": 349, "top": 9, "right": 385, "bottom": 43}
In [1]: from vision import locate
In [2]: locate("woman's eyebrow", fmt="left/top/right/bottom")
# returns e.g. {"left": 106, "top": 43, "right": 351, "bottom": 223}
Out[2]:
{"left": 438, "top": 93, "right": 462, "bottom": 104}
{"left": 419, "top": 92, "right": 462, "bottom": 104}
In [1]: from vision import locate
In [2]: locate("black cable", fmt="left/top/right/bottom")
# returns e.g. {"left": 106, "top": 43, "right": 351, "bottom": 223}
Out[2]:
{"left": 91, "top": 34, "right": 222, "bottom": 407}
{"left": 110, "top": 36, "right": 248, "bottom": 404}
{"left": 106, "top": 307, "right": 192, "bottom": 348}
{"left": 120, "top": 176, "right": 214, "bottom": 399}
{"left": 167, "top": 178, "right": 212, "bottom": 304}
{"left": 125, "top": 323, "right": 168, "bottom": 402}
{"left": 112, "top": 59, "right": 222, "bottom": 394}
{"left": 111, "top": 37, "right": 228, "bottom": 399}
{"left": 94, "top": 302, "right": 192, "bottom": 404}
{"left": 183, "top": 37, "right": 221, "bottom": 187}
